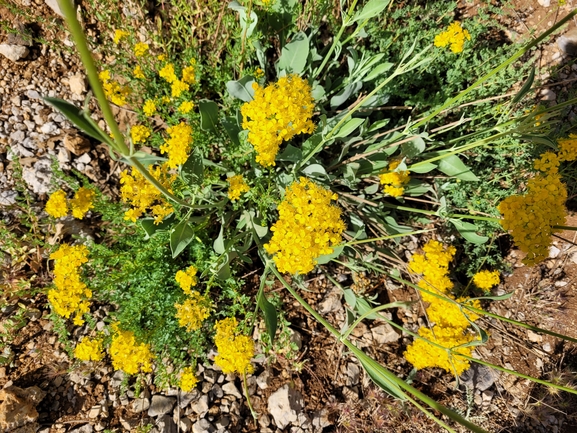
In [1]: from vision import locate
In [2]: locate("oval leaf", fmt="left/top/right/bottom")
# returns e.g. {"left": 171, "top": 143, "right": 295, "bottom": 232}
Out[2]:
{"left": 258, "top": 292, "right": 278, "bottom": 342}
{"left": 450, "top": 219, "right": 488, "bottom": 245}
{"left": 226, "top": 76, "right": 255, "bottom": 102}
{"left": 438, "top": 154, "right": 479, "bottom": 181}
{"left": 277, "top": 31, "right": 309, "bottom": 75}
{"left": 199, "top": 100, "right": 219, "bottom": 132}
{"left": 170, "top": 220, "right": 194, "bottom": 258}
{"left": 334, "top": 118, "right": 365, "bottom": 138}
{"left": 351, "top": 0, "right": 391, "bottom": 23}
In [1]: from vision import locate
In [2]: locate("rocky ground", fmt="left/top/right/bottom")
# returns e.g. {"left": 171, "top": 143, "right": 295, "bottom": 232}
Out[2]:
{"left": 2, "top": 0, "right": 577, "bottom": 432}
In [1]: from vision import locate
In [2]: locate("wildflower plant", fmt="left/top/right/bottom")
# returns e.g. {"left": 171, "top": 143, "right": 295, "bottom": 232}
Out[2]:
{"left": 44, "top": 0, "right": 577, "bottom": 430}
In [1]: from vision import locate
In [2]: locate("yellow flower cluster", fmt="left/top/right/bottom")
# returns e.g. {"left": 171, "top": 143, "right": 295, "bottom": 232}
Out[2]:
{"left": 179, "top": 367, "right": 199, "bottom": 392}
{"left": 182, "top": 59, "right": 196, "bottom": 85}
{"left": 557, "top": 134, "right": 577, "bottom": 161}
{"left": 46, "top": 188, "right": 95, "bottom": 220}
{"left": 46, "top": 189, "right": 68, "bottom": 218}
{"left": 175, "top": 291, "right": 212, "bottom": 332}
{"left": 498, "top": 147, "right": 568, "bottom": 266}
{"left": 379, "top": 160, "right": 410, "bottom": 197}
{"left": 99, "top": 70, "right": 130, "bottom": 106}
{"left": 175, "top": 265, "right": 198, "bottom": 294}
{"left": 133, "top": 65, "right": 145, "bottom": 79}
{"left": 158, "top": 61, "right": 194, "bottom": 98}
{"left": 74, "top": 337, "right": 104, "bottom": 361}
{"left": 133, "top": 42, "right": 149, "bottom": 57}
{"left": 48, "top": 244, "right": 91, "bottom": 326}
{"left": 130, "top": 125, "right": 151, "bottom": 144}
{"left": 179, "top": 101, "right": 194, "bottom": 114}
{"left": 472, "top": 270, "right": 500, "bottom": 292}
{"left": 227, "top": 175, "right": 250, "bottom": 201}
{"left": 264, "top": 177, "right": 345, "bottom": 274}
{"left": 214, "top": 318, "right": 254, "bottom": 375}
{"left": 160, "top": 122, "right": 193, "bottom": 169}
{"left": 113, "top": 29, "right": 129, "bottom": 44}
{"left": 434, "top": 21, "right": 471, "bottom": 53}
{"left": 241, "top": 74, "right": 315, "bottom": 167}
{"left": 69, "top": 187, "right": 96, "bottom": 219}
{"left": 109, "top": 324, "right": 154, "bottom": 375}
{"left": 143, "top": 100, "right": 156, "bottom": 117}
{"left": 119, "top": 164, "right": 175, "bottom": 224}
{"left": 405, "top": 240, "right": 479, "bottom": 375}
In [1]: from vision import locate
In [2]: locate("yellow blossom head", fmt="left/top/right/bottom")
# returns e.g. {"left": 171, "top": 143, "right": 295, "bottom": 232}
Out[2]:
{"left": 46, "top": 189, "right": 68, "bottom": 218}
{"left": 227, "top": 175, "right": 250, "bottom": 201}
{"left": 133, "top": 42, "right": 149, "bottom": 57}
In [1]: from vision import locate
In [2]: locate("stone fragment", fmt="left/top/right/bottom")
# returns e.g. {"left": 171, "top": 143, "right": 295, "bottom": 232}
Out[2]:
{"left": 267, "top": 384, "right": 304, "bottom": 430}
{"left": 537, "top": 0, "right": 551, "bottom": 6}
{"left": 178, "top": 417, "right": 192, "bottom": 432}
{"left": 132, "top": 397, "right": 150, "bottom": 413}
{"left": 222, "top": 382, "right": 242, "bottom": 399}
{"left": 346, "top": 362, "right": 360, "bottom": 386}
{"left": 539, "top": 88, "right": 556, "bottom": 102}
{"left": 88, "top": 404, "right": 101, "bottom": 418}
{"left": 559, "top": 29, "right": 577, "bottom": 56}
{"left": 0, "top": 44, "right": 29, "bottom": 62}
{"left": 22, "top": 157, "right": 52, "bottom": 194}
{"left": 192, "top": 419, "right": 215, "bottom": 433}
{"left": 64, "top": 134, "right": 91, "bottom": 155}
{"left": 527, "top": 330, "right": 542, "bottom": 343}
{"left": 460, "top": 364, "right": 496, "bottom": 392}
{"left": 0, "top": 386, "right": 46, "bottom": 432}
{"left": 148, "top": 395, "right": 176, "bottom": 417}
{"left": 189, "top": 394, "right": 209, "bottom": 416}
{"left": 68, "top": 73, "right": 86, "bottom": 96}
{"left": 45, "top": 0, "right": 64, "bottom": 17}
{"left": 370, "top": 323, "right": 400, "bottom": 344}
{"left": 156, "top": 414, "right": 177, "bottom": 433}
{"left": 68, "top": 424, "right": 93, "bottom": 433}
{"left": 256, "top": 368, "right": 270, "bottom": 389}
{"left": 120, "top": 416, "right": 140, "bottom": 431}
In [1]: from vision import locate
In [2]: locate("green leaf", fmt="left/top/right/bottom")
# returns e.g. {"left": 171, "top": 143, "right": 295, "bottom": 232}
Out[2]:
{"left": 277, "top": 145, "right": 302, "bottom": 162}
{"left": 226, "top": 76, "right": 255, "bottom": 102}
{"left": 213, "top": 226, "right": 226, "bottom": 254}
{"left": 358, "top": 354, "right": 407, "bottom": 400}
{"left": 198, "top": 100, "right": 219, "bottom": 132}
{"left": 44, "top": 97, "right": 110, "bottom": 144}
{"left": 356, "top": 298, "right": 378, "bottom": 319}
{"left": 437, "top": 154, "right": 479, "bottom": 181}
{"left": 469, "top": 291, "right": 514, "bottom": 302}
{"left": 140, "top": 215, "right": 175, "bottom": 239}
{"left": 409, "top": 162, "right": 436, "bottom": 174}
{"left": 512, "top": 67, "right": 535, "bottom": 104}
{"left": 364, "top": 62, "right": 394, "bottom": 81}
{"left": 301, "top": 163, "right": 327, "bottom": 179}
{"left": 180, "top": 148, "right": 203, "bottom": 185}
{"left": 334, "top": 118, "right": 365, "bottom": 138}
{"left": 277, "top": 31, "right": 309, "bottom": 75}
{"left": 170, "top": 220, "right": 194, "bottom": 258}
{"left": 330, "top": 82, "right": 362, "bottom": 109}
{"left": 401, "top": 136, "right": 426, "bottom": 158}
{"left": 258, "top": 292, "right": 278, "bottom": 342}
{"left": 228, "top": 1, "right": 258, "bottom": 38}
{"left": 351, "top": 0, "right": 391, "bottom": 23}
{"left": 450, "top": 219, "right": 488, "bottom": 245}
{"left": 317, "top": 245, "right": 344, "bottom": 265}
{"left": 343, "top": 289, "right": 357, "bottom": 308}
{"left": 222, "top": 116, "right": 241, "bottom": 147}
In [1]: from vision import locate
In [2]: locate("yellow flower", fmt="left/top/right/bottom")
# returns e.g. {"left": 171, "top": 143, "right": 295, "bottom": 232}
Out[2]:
{"left": 157, "top": 54, "right": 167, "bottom": 61}
{"left": 113, "top": 29, "right": 129, "bottom": 44}
{"left": 48, "top": 244, "right": 91, "bottom": 321}
{"left": 100, "top": 69, "right": 130, "bottom": 106}
{"left": 175, "top": 265, "right": 198, "bottom": 294}
{"left": 159, "top": 63, "right": 177, "bottom": 83}
{"left": 178, "top": 101, "right": 194, "bottom": 114}
{"left": 160, "top": 122, "right": 193, "bottom": 169}
{"left": 557, "top": 134, "right": 577, "bottom": 162}
{"left": 109, "top": 326, "right": 154, "bottom": 375}
{"left": 75, "top": 337, "right": 104, "bottom": 361}
{"left": 130, "top": 125, "right": 151, "bottom": 144}
{"left": 119, "top": 164, "right": 175, "bottom": 224}
{"left": 175, "top": 291, "right": 212, "bottom": 332}
{"left": 254, "top": 67, "right": 264, "bottom": 79}
{"left": 264, "top": 178, "right": 345, "bottom": 274}
{"left": 69, "top": 187, "right": 95, "bottom": 219}
{"left": 143, "top": 99, "right": 156, "bottom": 117}
{"left": 179, "top": 367, "right": 199, "bottom": 391}
{"left": 133, "top": 65, "right": 145, "bottom": 79}
{"left": 46, "top": 189, "right": 68, "bottom": 218}
{"left": 214, "top": 318, "right": 254, "bottom": 375}
{"left": 379, "top": 159, "right": 410, "bottom": 197}
{"left": 134, "top": 42, "right": 149, "bottom": 57}
{"left": 171, "top": 80, "right": 189, "bottom": 98}
{"left": 241, "top": 74, "right": 315, "bottom": 167}
{"left": 182, "top": 60, "right": 196, "bottom": 84}
{"left": 434, "top": 21, "right": 471, "bottom": 53}
{"left": 227, "top": 175, "right": 250, "bottom": 201}
{"left": 472, "top": 270, "right": 500, "bottom": 291}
